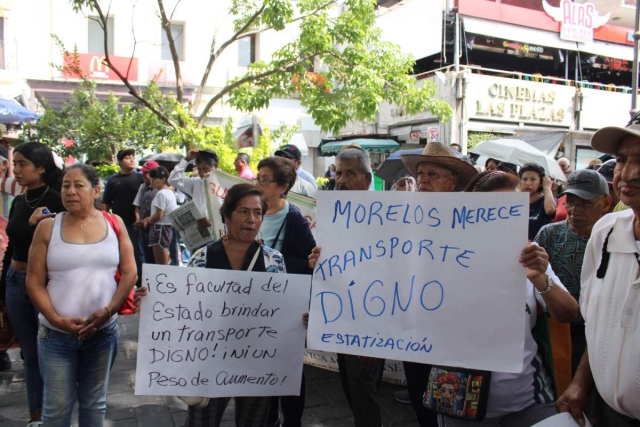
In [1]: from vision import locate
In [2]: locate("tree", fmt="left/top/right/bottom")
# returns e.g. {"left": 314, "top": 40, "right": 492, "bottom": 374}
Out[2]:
{"left": 25, "top": 79, "right": 175, "bottom": 162}
{"left": 68, "top": 0, "right": 452, "bottom": 150}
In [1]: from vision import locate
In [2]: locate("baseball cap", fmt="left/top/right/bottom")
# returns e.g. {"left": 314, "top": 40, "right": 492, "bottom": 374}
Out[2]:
{"left": 596, "top": 159, "right": 616, "bottom": 183}
{"left": 275, "top": 144, "right": 302, "bottom": 160}
{"left": 591, "top": 111, "right": 640, "bottom": 154}
{"left": 117, "top": 148, "right": 136, "bottom": 162}
{"left": 196, "top": 149, "right": 219, "bottom": 164}
{"left": 560, "top": 169, "right": 609, "bottom": 200}
{"left": 139, "top": 160, "right": 160, "bottom": 173}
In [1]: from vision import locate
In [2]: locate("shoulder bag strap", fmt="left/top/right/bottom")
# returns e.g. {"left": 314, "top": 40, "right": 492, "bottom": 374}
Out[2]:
{"left": 271, "top": 217, "right": 288, "bottom": 249}
{"left": 101, "top": 211, "right": 121, "bottom": 238}
{"left": 246, "top": 245, "right": 261, "bottom": 272}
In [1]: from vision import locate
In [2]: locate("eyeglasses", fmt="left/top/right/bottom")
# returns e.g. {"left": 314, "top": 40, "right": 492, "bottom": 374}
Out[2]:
{"left": 563, "top": 198, "right": 601, "bottom": 210}
{"left": 253, "top": 176, "right": 276, "bottom": 185}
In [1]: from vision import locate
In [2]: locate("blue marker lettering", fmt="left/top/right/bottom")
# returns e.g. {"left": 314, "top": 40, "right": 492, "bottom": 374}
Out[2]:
{"left": 363, "top": 280, "right": 386, "bottom": 317}
{"left": 368, "top": 201, "right": 383, "bottom": 226}
{"left": 316, "top": 291, "right": 343, "bottom": 323}
{"left": 332, "top": 200, "right": 352, "bottom": 228}
{"left": 385, "top": 204, "right": 402, "bottom": 222}
{"left": 391, "top": 275, "right": 415, "bottom": 315}
{"left": 418, "top": 239, "right": 434, "bottom": 260}
{"left": 456, "top": 250, "right": 474, "bottom": 268}
{"left": 420, "top": 280, "right": 444, "bottom": 311}
{"left": 427, "top": 207, "right": 440, "bottom": 227}
{"left": 510, "top": 204, "right": 524, "bottom": 217}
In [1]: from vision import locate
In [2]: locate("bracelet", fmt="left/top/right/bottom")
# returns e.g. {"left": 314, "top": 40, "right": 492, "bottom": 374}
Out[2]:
{"left": 105, "top": 306, "right": 112, "bottom": 317}
{"left": 537, "top": 275, "right": 554, "bottom": 295}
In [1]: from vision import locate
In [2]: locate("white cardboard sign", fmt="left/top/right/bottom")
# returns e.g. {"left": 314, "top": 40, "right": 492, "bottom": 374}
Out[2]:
{"left": 135, "top": 265, "right": 311, "bottom": 397}
{"left": 307, "top": 191, "right": 529, "bottom": 373}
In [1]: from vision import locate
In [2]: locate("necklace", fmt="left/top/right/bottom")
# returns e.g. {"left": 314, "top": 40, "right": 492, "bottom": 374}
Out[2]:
{"left": 69, "top": 212, "right": 97, "bottom": 230}
{"left": 24, "top": 186, "right": 49, "bottom": 209}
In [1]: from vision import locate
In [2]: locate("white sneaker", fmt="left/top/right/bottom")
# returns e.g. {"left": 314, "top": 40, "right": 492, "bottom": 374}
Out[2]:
{"left": 26, "top": 421, "right": 42, "bottom": 427}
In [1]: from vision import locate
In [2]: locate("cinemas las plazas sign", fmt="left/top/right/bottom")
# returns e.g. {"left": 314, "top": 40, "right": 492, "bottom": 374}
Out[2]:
{"left": 542, "top": 0, "right": 610, "bottom": 43}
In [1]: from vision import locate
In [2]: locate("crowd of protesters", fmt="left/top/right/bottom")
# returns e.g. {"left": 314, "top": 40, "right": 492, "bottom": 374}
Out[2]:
{"left": 0, "top": 110, "right": 639, "bottom": 427}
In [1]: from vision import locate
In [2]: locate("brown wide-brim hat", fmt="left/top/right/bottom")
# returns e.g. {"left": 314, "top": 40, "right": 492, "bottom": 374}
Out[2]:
{"left": 401, "top": 142, "right": 478, "bottom": 189}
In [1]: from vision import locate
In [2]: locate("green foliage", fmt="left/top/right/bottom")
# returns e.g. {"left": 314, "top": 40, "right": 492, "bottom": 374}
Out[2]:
{"left": 24, "top": 79, "right": 174, "bottom": 162}
{"left": 316, "top": 176, "right": 329, "bottom": 187}
{"left": 226, "top": 0, "right": 453, "bottom": 134}
{"left": 67, "top": 0, "right": 450, "bottom": 141}
{"left": 94, "top": 163, "right": 119, "bottom": 178}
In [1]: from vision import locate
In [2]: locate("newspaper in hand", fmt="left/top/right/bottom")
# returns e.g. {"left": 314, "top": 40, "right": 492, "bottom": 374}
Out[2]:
{"left": 168, "top": 201, "right": 216, "bottom": 251}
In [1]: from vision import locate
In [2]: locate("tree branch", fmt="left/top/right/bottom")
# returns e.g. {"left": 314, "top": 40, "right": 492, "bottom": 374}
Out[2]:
{"left": 196, "top": 53, "right": 316, "bottom": 127}
{"left": 190, "top": 1, "right": 266, "bottom": 119}
{"left": 88, "top": 0, "right": 179, "bottom": 130}
{"left": 157, "top": 0, "right": 183, "bottom": 104}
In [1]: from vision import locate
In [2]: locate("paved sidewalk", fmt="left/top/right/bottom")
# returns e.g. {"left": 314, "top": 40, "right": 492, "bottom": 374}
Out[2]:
{"left": 0, "top": 314, "right": 418, "bottom": 426}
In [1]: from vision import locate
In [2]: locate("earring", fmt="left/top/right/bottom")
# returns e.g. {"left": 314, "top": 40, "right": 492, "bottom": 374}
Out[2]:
{"left": 222, "top": 224, "right": 229, "bottom": 243}
{"left": 256, "top": 231, "right": 264, "bottom": 245}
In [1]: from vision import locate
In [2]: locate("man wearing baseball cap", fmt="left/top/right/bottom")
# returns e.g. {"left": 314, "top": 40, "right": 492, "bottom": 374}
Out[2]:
{"left": 274, "top": 144, "right": 316, "bottom": 198}
{"left": 557, "top": 114, "right": 640, "bottom": 425}
{"left": 133, "top": 160, "right": 160, "bottom": 263}
{"left": 275, "top": 144, "right": 318, "bottom": 189}
{"left": 169, "top": 149, "right": 219, "bottom": 230}
{"left": 102, "top": 148, "right": 144, "bottom": 285}
{"left": 534, "top": 170, "right": 612, "bottom": 376}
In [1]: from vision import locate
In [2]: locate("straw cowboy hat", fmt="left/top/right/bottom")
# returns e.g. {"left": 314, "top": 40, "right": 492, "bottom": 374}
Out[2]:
{"left": 401, "top": 142, "right": 478, "bottom": 189}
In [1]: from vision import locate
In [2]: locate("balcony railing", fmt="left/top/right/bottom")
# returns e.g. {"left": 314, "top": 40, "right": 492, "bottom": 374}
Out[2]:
{"left": 416, "top": 64, "right": 635, "bottom": 93}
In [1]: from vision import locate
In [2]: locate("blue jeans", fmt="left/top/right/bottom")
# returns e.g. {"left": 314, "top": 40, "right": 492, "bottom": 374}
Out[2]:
{"left": 5, "top": 266, "right": 43, "bottom": 412}
{"left": 38, "top": 321, "right": 119, "bottom": 427}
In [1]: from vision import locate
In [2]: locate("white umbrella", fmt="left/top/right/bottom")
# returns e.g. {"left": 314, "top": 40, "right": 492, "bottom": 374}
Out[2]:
{"left": 470, "top": 138, "right": 566, "bottom": 181}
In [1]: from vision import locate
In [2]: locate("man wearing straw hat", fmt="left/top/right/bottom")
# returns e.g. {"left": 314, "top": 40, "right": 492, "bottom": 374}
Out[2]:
{"left": 399, "top": 142, "right": 478, "bottom": 426}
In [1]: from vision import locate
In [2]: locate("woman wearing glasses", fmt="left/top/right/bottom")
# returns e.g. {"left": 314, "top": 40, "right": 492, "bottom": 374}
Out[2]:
{"left": 253, "top": 156, "right": 315, "bottom": 427}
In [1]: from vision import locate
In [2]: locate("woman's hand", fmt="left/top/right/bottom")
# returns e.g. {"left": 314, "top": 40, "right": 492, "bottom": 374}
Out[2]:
{"left": 133, "top": 287, "right": 148, "bottom": 313}
{"left": 142, "top": 217, "right": 150, "bottom": 229}
{"left": 542, "top": 175, "right": 553, "bottom": 192}
{"left": 308, "top": 246, "right": 322, "bottom": 269}
{"left": 519, "top": 244, "right": 549, "bottom": 280}
{"left": 78, "top": 307, "right": 112, "bottom": 340}
{"left": 302, "top": 312, "right": 309, "bottom": 328}
{"left": 51, "top": 316, "right": 85, "bottom": 336}
{"left": 29, "top": 207, "right": 56, "bottom": 226}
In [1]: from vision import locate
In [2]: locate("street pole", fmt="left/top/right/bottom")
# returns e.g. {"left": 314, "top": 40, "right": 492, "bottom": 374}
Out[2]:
{"left": 454, "top": 12, "right": 460, "bottom": 73}
{"left": 631, "top": 2, "right": 640, "bottom": 118}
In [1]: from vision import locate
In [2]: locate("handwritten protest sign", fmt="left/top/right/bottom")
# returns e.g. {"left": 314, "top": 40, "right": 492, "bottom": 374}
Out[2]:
{"left": 204, "top": 170, "right": 316, "bottom": 240}
{"left": 135, "top": 265, "right": 311, "bottom": 397}
{"left": 307, "top": 191, "right": 529, "bottom": 373}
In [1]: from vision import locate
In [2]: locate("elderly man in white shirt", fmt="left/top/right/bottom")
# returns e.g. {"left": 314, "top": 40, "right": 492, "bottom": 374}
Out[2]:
{"left": 557, "top": 114, "right": 640, "bottom": 426}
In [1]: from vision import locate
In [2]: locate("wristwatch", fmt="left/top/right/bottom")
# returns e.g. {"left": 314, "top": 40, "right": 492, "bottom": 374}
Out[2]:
{"left": 538, "top": 275, "right": 554, "bottom": 295}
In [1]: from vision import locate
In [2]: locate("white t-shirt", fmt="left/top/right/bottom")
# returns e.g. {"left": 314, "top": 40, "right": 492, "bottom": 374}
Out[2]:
{"left": 151, "top": 188, "right": 178, "bottom": 225}
{"left": 485, "top": 263, "right": 566, "bottom": 417}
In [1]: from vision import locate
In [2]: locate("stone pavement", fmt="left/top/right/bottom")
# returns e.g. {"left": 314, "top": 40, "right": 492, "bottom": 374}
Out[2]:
{"left": 0, "top": 314, "right": 418, "bottom": 427}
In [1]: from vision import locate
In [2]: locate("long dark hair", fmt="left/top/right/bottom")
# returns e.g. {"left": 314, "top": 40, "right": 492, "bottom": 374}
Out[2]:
{"left": 14, "top": 142, "right": 62, "bottom": 192}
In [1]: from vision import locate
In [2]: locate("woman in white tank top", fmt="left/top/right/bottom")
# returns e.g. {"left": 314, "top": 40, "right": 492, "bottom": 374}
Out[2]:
{"left": 25, "top": 164, "right": 137, "bottom": 427}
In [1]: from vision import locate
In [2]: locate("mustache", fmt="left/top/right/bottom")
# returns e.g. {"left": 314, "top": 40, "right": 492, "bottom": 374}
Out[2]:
{"left": 618, "top": 179, "right": 640, "bottom": 189}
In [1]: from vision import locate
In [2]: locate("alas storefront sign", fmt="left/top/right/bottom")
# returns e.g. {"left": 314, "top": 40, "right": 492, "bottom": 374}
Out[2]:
{"left": 542, "top": 0, "right": 610, "bottom": 43}
{"left": 63, "top": 54, "right": 139, "bottom": 82}
{"left": 466, "top": 74, "right": 575, "bottom": 127}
